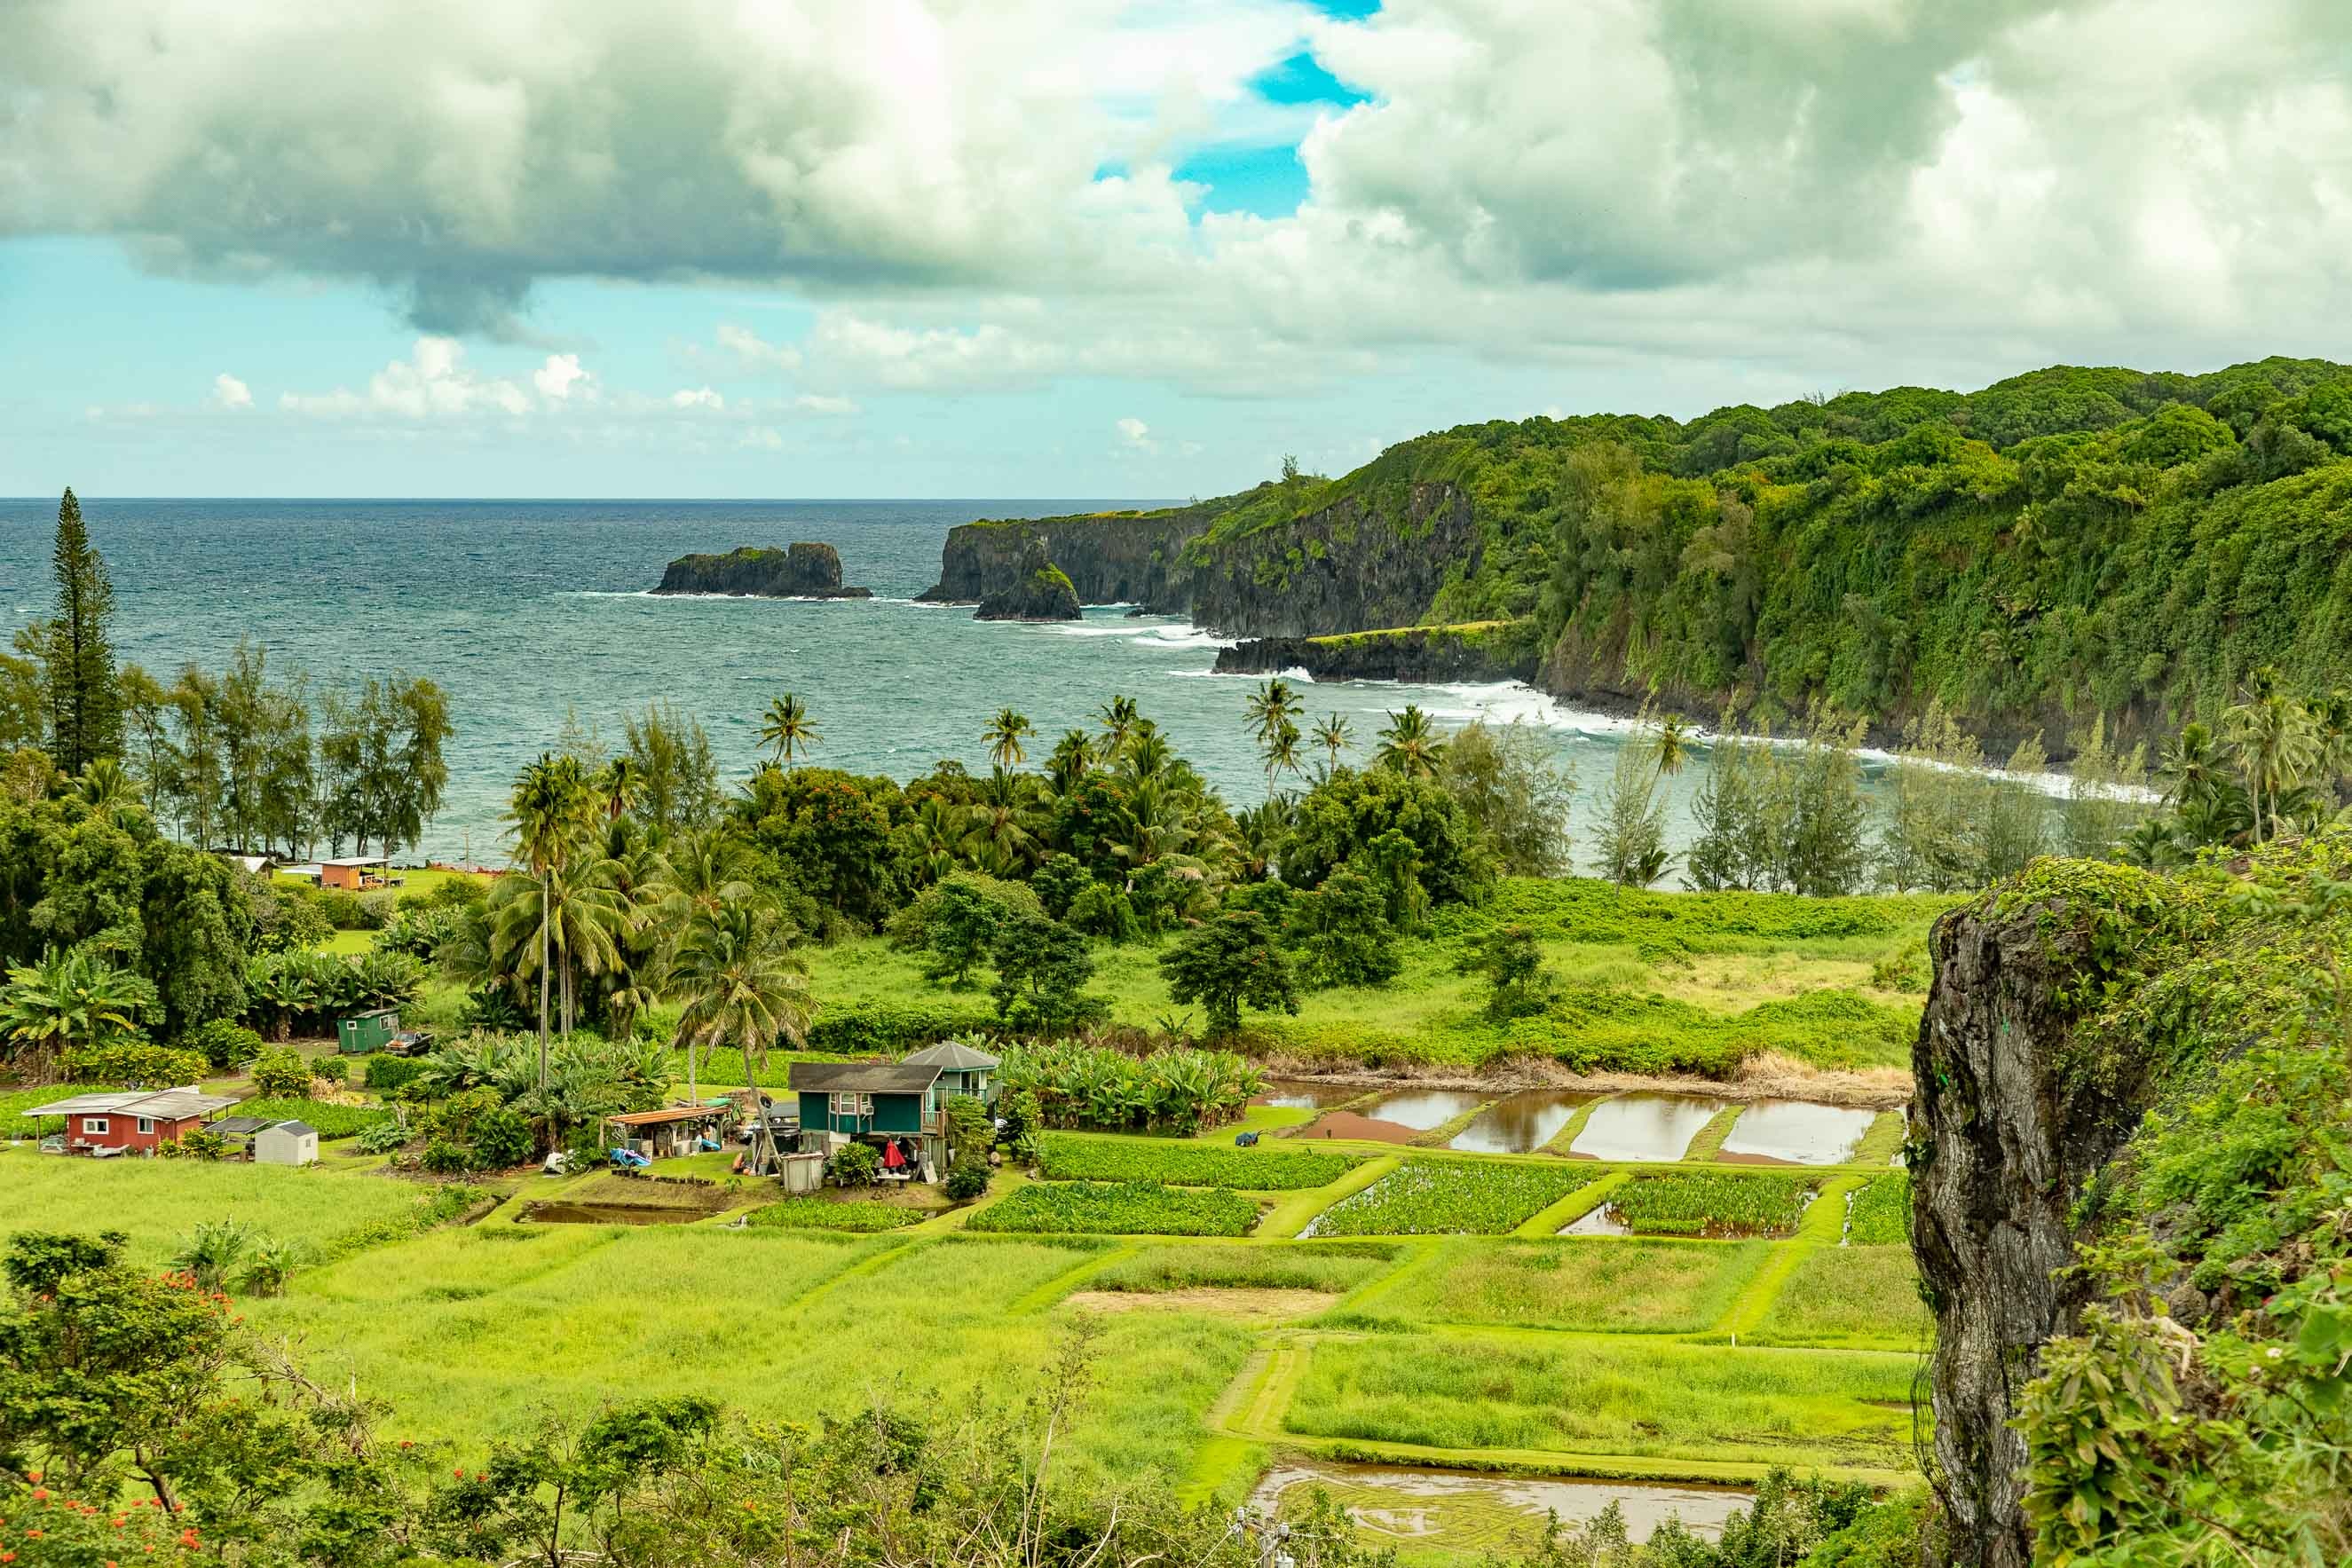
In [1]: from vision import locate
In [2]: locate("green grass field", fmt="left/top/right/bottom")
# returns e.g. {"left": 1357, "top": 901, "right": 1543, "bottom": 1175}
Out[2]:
{"left": 8, "top": 1086, "right": 1930, "bottom": 1562}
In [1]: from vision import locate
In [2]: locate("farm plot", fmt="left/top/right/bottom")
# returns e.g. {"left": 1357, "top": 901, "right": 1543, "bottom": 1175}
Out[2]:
{"left": 1843, "top": 1174, "right": 1911, "bottom": 1245}
{"left": 1750, "top": 1244, "right": 1933, "bottom": 1350}
{"left": 1036, "top": 1133, "right": 1359, "bottom": 1189}
{"left": 966, "top": 1180, "right": 1261, "bottom": 1237}
{"left": 1285, "top": 1333, "right": 1918, "bottom": 1470}
{"left": 1088, "top": 1242, "right": 1396, "bottom": 1296}
{"left": 235, "top": 1098, "right": 399, "bottom": 1139}
{"left": 1377, "top": 1237, "right": 1772, "bottom": 1333}
{"left": 746, "top": 1197, "right": 927, "bottom": 1232}
{"left": 1603, "top": 1171, "right": 1820, "bottom": 1238}
{"left": 1300, "top": 1159, "right": 1590, "bottom": 1236}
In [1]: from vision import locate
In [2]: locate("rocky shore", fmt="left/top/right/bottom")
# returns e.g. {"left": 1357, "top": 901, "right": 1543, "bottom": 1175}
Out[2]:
{"left": 654, "top": 542, "right": 872, "bottom": 597}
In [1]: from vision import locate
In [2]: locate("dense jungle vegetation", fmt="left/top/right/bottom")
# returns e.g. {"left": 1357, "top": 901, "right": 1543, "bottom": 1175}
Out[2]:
{"left": 1180, "top": 357, "right": 2352, "bottom": 750}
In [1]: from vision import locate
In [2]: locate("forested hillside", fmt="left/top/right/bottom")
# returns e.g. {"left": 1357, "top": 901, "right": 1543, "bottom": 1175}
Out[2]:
{"left": 1181, "top": 356, "right": 2352, "bottom": 751}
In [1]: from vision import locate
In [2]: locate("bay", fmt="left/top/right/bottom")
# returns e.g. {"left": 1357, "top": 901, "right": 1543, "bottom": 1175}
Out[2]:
{"left": 2, "top": 496, "right": 1919, "bottom": 869}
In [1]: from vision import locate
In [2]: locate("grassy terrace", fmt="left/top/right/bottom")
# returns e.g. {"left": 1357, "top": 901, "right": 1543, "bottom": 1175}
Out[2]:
{"left": 1, "top": 1085, "right": 1924, "bottom": 1564}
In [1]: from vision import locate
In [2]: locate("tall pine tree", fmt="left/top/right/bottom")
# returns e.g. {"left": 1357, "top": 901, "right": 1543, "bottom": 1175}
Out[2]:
{"left": 46, "top": 486, "right": 123, "bottom": 773}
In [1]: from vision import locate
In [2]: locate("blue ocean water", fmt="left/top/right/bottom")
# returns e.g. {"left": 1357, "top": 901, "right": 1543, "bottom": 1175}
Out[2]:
{"left": 0, "top": 496, "right": 1746, "bottom": 866}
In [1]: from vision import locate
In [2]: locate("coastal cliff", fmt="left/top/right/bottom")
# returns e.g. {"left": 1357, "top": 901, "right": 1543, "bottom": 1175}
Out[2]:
{"left": 655, "top": 542, "right": 872, "bottom": 597}
{"left": 918, "top": 508, "right": 1207, "bottom": 611}
{"left": 1186, "top": 479, "right": 1481, "bottom": 639}
{"left": 1212, "top": 620, "right": 1537, "bottom": 682}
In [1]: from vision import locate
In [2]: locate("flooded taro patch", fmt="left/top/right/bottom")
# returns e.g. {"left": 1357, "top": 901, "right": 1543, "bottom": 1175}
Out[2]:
{"left": 1716, "top": 1100, "right": 1878, "bottom": 1165}
{"left": 1567, "top": 1094, "right": 1725, "bottom": 1162}
{"left": 1448, "top": 1090, "right": 1600, "bottom": 1154}
{"left": 1255, "top": 1079, "right": 1368, "bottom": 1110}
{"left": 1250, "top": 1462, "right": 1753, "bottom": 1548}
{"left": 1296, "top": 1088, "right": 1485, "bottom": 1142}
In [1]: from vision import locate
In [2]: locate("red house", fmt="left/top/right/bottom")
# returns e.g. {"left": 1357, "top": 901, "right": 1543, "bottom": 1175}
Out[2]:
{"left": 23, "top": 1088, "right": 241, "bottom": 1155}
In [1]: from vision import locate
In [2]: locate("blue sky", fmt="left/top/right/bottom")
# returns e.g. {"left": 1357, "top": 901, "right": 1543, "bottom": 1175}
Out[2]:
{"left": 5, "top": 0, "right": 2349, "bottom": 499}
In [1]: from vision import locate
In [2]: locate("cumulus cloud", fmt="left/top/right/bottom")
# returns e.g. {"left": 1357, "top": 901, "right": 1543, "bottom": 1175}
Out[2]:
{"left": 280, "top": 336, "right": 538, "bottom": 418}
{"left": 671, "top": 386, "right": 726, "bottom": 411}
{"left": 1116, "top": 416, "right": 1153, "bottom": 448}
{"left": 11, "top": 0, "right": 2352, "bottom": 402}
{"left": 533, "top": 353, "right": 592, "bottom": 400}
{"left": 210, "top": 373, "right": 252, "bottom": 409}
{"left": 793, "top": 393, "right": 859, "bottom": 415}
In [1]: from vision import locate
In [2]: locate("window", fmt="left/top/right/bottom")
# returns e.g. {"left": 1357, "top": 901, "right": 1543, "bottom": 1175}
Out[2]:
{"left": 832, "top": 1091, "right": 873, "bottom": 1118}
{"left": 137, "top": 1117, "right": 155, "bottom": 1135}
{"left": 83, "top": 1118, "right": 108, "bottom": 1135}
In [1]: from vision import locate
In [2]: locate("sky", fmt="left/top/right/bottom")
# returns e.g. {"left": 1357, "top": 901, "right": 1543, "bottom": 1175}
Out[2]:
{"left": 4, "top": 0, "right": 2352, "bottom": 499}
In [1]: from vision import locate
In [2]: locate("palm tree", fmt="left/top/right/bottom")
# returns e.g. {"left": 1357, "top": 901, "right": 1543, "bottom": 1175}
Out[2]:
{"left": 1261, "top": 717, "right": 1304, "bottom": 797}
{"left": 77, "top": 757, "right": 138, "bottom": 817}
{"left": 1094, "top": 695, "right": 1140, "bottom": 752}
{"left": 1312, "top": 713, "right": 1354, "bottom": 771}
{"left": 671, "top": 901, "right": 812, "bottom": 1172}
{"left": 597, "top": 756, "right": 643, "bottom": 823}
{"left": 505, "top": 752, "right": 600, "bottom": 1089}
{"left": 1246, "top": 679, "right": 1304, "bottom": 747}
{"left": 760, "top": 693, "right": 819, "bottom": 768}
{"left": 1046, "top": 729, "right": 1097, "bottom": 793}
{"left": 1375, "top": 706, "right": 1444, "bottom": 780}
{"left": 984, "top": 708, "right": 1035, "bottom": 771}
{"left": 2222, "top": 672, "right": 2321, "bottom": 843}
{"left": 959, "top": 768, "right": 1042, "bottom": 874}
{"left": 1653, "top": 712, "right": 1695, "bottom": 780}
{"left": 492, "top": 853, "right": 632, "bottom": 1043}
{"left": 647, "top": 831, "right": 761, "bottom": 1101}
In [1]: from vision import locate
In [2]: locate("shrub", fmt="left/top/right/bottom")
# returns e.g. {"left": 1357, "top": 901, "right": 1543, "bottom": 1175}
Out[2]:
{"left": 1455, "top": 924, "right": 1551, "bottom": 1018}
{"left": 249, "top": 1046, "right": 313, "bottom": 1098}
{"left": 1287, "top": 866, "right": 1401, "bottom": 989}
{"left": 158, "top": 1128, "right": 227, "bottom": 1162}
{"left": 317, "top": 888, "right": 370, "bottom": 930}
{"left": 235, "top": 1235, "right": 315, "bottom": 1296}
{"left": 420, "top": 1138, "right": 470, "bottom": 1174}
{"left": 828, "top": 1141, "right": 883, "bottom": 1187}
{"left": 313, "top": 1056, "right": 351, "bottom": 1086}
{"left": 1030, "top": 852, "right": 1089, "bottom": 919}
{"left": 470, "top": 1106, "right": 534, "bottom": 1169}
{"left": 943, "top": 1158, "right": 991, "bottom": 1202}
{"left": 254, "top": 882, "right": 334, "bottom": 952}
{"left": 189, "top": 1019, "right": 265, "bottom": 1072}
{"left": 60, "top": 1039, "right": 209, "bottom": 1088}
{"left": 1869, "top": 946, "right": 1930, "bottom": 993}
{"left": 355, "top": 891, "right": 397, "bottom": 929}
{"left": 237, "top": 1099, "right": 397, "bottom": 1139}
{"left": 365, "top": 1054, "right": 427, "bottom": 1092}
{"left": 173, "top": 1219, "right": 259, "bottom": 1288}
{"left": 806, "top": 999, "right": 997, "bottom": 1057}
{"left": 965, "top": 1180, "right": 1258, "bottom": 1237}
{"left": 356, "top": 1115, "right": 410, "bottom": 1154}
{"left": 426, "top": 874, "right": 490, "bottom": 910}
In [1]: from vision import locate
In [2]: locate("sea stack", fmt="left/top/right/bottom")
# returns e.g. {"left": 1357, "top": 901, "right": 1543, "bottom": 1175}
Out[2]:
{"left": 652, "top": 542, "right": 873, "bottom": 597}
{"left": 973, "top": 538, "right": 1083, "bottom": 621}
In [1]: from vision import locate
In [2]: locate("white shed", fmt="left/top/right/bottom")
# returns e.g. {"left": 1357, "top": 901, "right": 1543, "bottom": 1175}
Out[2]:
{"left": 253, "top": 1119, "right": 320, "bottom": 1166}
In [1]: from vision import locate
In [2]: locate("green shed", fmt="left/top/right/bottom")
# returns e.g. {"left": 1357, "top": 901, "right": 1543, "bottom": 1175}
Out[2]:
{"left": 901, "top": 1040, "right": 1001, "bottom": 1104}
{"left": 336, "top": 1006, "right": 399, "bottom": 1055}
{"left": 787, "top": 1060, "right": 946, "bottom": 1175}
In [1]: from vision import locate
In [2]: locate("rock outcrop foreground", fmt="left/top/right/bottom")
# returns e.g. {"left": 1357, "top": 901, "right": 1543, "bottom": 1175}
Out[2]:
{"left": 654, "top": 542, "right": 872, "bottom": 597}
{"left": 1911, "top": 865, "right": 2181, "bottom": 1568}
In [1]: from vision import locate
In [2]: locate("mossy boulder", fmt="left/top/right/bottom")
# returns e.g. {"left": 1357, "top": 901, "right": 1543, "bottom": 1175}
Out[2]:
{"left": 654, "top": 542, "right": 872, "bottom": 597}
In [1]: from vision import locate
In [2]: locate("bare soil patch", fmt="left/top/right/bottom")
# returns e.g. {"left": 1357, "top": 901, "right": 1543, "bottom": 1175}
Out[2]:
{"left": 1063, "top": 1287, "right": 1342, "bottom": 1320}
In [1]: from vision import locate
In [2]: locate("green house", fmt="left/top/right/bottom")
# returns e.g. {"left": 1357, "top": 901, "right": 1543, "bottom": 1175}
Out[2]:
{"left": 901, "top": 1040, "right": 1001, "bottom": 1105}
{"left": 336, "top": 1006, "right": 399, "bottom": 1055}
{"left": 788, "top": 1061, "right": 946, "bottom": 1174}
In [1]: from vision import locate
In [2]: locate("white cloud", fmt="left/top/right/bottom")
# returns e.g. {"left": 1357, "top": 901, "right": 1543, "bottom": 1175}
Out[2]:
{"left": 532, "top": 352, "right": 591, "bottom": 400}
{"left": 210, "top": 372, "right": 252, "bottom": 409}
{"left": 671, "top": 386, "right": 726, "bottom": 411}
{"left": 714, "top": 323, "right": 802, "bottom": 373}
{"left": 280, "top": 336, "right": 536, "bottom": 418}
{"left": 793, "top": 393, "right": 858, "bottom": 415}
{"left": 1116, "top": 416, "right": 1152, "bottom": 448}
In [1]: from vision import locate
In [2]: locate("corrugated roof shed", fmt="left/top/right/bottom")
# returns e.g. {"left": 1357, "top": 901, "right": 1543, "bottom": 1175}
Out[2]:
{"left": 902, "top": 1041, "right": 1001, "bottom": 1070}
{"left": 788, "top": 1061, "right": 941, "bottom": 1094}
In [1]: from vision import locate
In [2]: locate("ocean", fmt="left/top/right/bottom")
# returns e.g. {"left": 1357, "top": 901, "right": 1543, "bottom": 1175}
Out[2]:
{"left": 1, "top": 495, "right": 1875, "bottom": 870}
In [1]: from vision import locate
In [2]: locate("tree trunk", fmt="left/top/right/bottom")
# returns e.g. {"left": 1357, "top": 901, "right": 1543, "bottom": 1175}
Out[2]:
{"left": 740, "top": 1039, "right": 771, "bottom": 1173}
{"left": 536, "top": 870, "right": 551, "bottom": 1091}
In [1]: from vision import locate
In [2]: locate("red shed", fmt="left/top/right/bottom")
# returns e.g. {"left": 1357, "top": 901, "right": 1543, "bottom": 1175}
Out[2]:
{"left": 23, "top": 1089, "right": 241, "bottom": 1154}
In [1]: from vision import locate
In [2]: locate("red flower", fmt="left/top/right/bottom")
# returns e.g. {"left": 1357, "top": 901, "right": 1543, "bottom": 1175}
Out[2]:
{"left": 453, "top": 1468, "right": 465, "bottom": 1479}
{"left": 25, "top": 1493, "right": 43, "bottom": 1505}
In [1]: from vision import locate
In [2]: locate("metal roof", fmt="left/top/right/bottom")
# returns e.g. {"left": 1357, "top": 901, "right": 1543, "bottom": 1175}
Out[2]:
{"left": 901, "top": 1041, "right": 1001, "bottom": 1070}
{"left": 20, "top": 1089, "right": 241, "bottom": 1120}
{"left": 264, "top": 1121, "right": 318, "bottom": 1137}
{"left": 788, "top": 1061, "right": 941, "bottom": 1094}
{"left": 604, "top": 1104, "right": 729, "bottom": 1127}
{"left": 211, "top": 1115, "right": 275, "bottom": 1137}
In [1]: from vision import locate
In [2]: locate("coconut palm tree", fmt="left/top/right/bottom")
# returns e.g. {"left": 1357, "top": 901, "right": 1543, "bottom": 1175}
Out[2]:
{"left": 1046, "top": 729, "right": 1098, "bottom": 793}
{"left": 1375, "top": 705, "right": 1444, "bottom": 780}
{"left": 2222, "top": 673, "right": 2321, "bottom": 843}
{"left": 670, "top": 901, "right": 812, "bottom": 1172}
{"left": 1261, "top": 717, "right": 1304, "bottom": 797}
{"left": 1246, "top": 679, "right": 1303, "bottom": 747}
{"left": 1094, "top": 695, "right": 1140, "bottom": 753}
{"left": 1653, "top": 712, "right": 1696, "bottom": 780}
{"left": 505, "top": 752, "right": 601, "bottom": 1089}
{"left": 646, "top": 831, "right": 761, "bottom": 1100}
{"left": 597, "top": 756, "right": 643, "bottom": 823}
{"left": 760, "top": 693, "right": 819, "bottom": 768}
{"left": 1312, "top": 713, "right": 1354, "bottom": 772}
{"left": 76, "top": 757, "right": 139, "bottom": 818}
{"left": 959, "top": 767, "right": 1042, "bottom": 874}
{"left": 984, "top": 708, "right": 1035, "bottom": 771}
